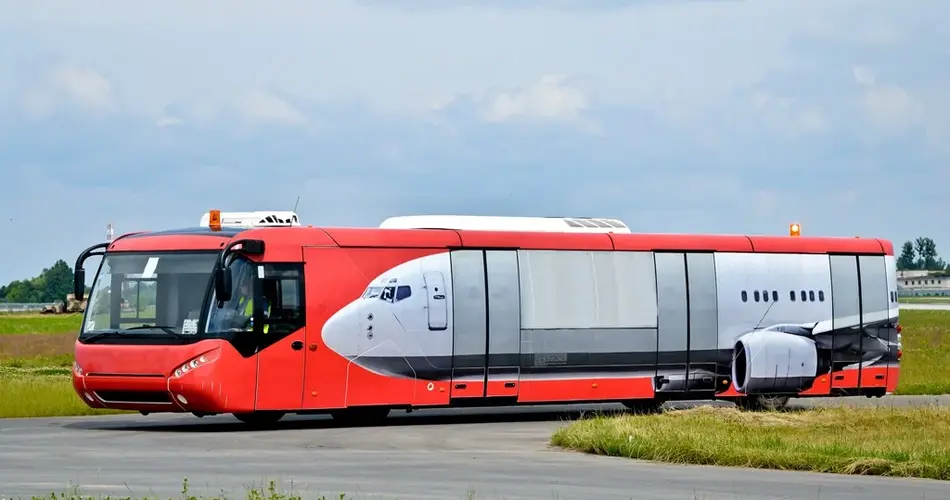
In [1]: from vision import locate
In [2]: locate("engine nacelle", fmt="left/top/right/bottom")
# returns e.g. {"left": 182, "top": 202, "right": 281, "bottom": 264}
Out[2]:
{"left": 731, "top": 329, "right": 819, "bottom": 395}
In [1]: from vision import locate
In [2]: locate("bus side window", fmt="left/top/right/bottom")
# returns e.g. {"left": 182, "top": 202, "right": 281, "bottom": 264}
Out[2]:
{"left": 259, "top": 264, "right": 306, "bottom": 346}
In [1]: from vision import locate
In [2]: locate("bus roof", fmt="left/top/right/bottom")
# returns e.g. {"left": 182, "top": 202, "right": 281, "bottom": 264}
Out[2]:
{"left": 107, "top": 224, "right": 893, "bottom": 256}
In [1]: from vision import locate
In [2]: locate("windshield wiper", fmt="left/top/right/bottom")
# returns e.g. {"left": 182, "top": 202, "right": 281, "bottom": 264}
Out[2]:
{"left": 81, "top": 330, "right": 128, "bottom": 343}
{"left": 125, "top": 325, "right": 190, "bottom": 340}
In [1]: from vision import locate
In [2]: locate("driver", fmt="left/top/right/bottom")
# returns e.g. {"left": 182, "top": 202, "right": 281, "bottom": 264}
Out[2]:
{"left": 236, "top": 281, "right": 271, "bottom": 334}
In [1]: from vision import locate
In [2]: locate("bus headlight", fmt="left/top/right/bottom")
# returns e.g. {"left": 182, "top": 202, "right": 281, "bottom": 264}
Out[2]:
{"left": 172, "top": 349, "right": 219, "bottom": 378}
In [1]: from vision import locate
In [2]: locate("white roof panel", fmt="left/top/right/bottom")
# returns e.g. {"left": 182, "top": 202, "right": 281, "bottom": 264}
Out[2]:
{"left": 378, "top": 215, "right": 630, "bottom": 233}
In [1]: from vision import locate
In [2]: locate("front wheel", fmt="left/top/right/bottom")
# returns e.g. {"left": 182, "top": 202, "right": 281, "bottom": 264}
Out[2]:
{"left": 232, "top": 411, "right": 286, "bottom": 427}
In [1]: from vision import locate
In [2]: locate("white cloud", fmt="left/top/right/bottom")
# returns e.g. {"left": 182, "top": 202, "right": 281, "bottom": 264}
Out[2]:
{"left": 236, "top": 90, "right": 307, "bottom": 125}
{"left": 49, "top": 64, "right": 112, "bottom": 109}
{"left": 480, "top": 74, "right": 587, "bottom": 123}
{"left": 853, "top": 65, "right": 922, "bottom": 134}
{"left": 862, "top": 86, "right": 921, "bottom": 133}
{"left": 852, "top": 65, "right": 876, "bottom": 86}
{"left": 750, "top": 90, "right": 828, "bottom": 137}
{"left": 0, "top": 0, "right": 853, "bottom": 118}
{"left": 156, "top": 116, "right": 183, "bottom": 127}
{"left": 3, "top": 0, "right": 946, "bottom": 136}
{"left": 18, "top": 62, "right": 115, "bottom": 118}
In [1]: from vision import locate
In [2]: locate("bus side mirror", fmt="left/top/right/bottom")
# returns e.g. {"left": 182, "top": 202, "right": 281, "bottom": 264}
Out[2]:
{"left": 74, "top": 269, "right": 85, "bottom": 302}
{"left": 242, "top": 239, "right": 265, "bottom": 255}
{"left": 214, "top": 268, "right": 233, "bottom": 303}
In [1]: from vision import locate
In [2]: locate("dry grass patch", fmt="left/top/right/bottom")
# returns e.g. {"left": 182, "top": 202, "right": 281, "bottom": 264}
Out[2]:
{"left": 551, "top": 404, "right": 950, "bottom": 480}
{"left": 0, "top": 331, "right": 76, "bottom": 361}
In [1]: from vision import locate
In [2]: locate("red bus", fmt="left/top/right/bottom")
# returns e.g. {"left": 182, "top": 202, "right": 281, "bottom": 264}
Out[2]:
{"left": 70, "top": 211, "right": 901, "bottom": 426}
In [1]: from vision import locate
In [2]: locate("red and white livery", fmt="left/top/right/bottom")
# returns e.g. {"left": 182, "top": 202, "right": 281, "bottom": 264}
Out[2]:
{"left": 69, "top": 210, "right": 901, "bottom": 425}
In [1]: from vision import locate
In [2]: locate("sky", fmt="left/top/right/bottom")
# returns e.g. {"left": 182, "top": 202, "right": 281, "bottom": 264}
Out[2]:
{"left": 0, "top": 0, "right": 947, "bottom": 287}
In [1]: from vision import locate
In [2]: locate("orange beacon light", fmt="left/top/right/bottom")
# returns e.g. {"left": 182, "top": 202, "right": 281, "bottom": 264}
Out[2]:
{"left": 789, "top": 223, "right": 801, "bottom": 237}
{"left": 208, "top": 209, "right": 222, "bottom": 231}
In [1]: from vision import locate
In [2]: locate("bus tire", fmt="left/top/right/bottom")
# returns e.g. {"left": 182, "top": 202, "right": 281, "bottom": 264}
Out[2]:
{"left": 734, "top": 395, "right": 789, "bottom": 412}
{"left": 232, "top": 411, "right": 285, "bottom": 427}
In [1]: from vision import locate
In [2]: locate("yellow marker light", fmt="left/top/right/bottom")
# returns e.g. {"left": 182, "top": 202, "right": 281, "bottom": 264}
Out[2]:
{"left": 209, "top": 209, "right": 222, "bottom": 232}
{"left": 789, "top": 223, "right": 801, "bottom": 237}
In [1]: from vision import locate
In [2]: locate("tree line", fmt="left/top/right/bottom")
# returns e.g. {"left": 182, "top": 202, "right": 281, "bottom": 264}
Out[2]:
{"left": 0, "top": 259, "right": 81, "bottom": 304}
{"left": 897, "top": 236, "right": 948, "bottom": 272}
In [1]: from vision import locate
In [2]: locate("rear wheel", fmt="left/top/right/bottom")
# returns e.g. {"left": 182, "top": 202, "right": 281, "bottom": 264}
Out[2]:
{"left": 734, "top": 394, "right": 790, "bottom": 411}
{"left": 232, "top": 411, "right": 285, "bottom": 427}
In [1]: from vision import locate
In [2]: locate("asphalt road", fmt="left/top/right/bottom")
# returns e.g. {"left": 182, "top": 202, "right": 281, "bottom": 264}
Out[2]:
{"left": 2, "top": 396, "right": 949, "bottom": 500}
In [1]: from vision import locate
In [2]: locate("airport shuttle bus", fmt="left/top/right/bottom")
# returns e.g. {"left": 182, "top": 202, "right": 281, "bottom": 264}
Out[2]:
{"left": 70, "top": 210, "right": 902, "bottom": 426}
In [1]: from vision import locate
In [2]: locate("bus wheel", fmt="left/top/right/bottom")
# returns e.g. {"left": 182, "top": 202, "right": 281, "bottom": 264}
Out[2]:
{"left": 329, "top": 407, "right": 391, "bottom": 425}
{"left": 232, "top": 411, "right": 285, "bottom": 427}
{"left": 734, "top": 395, "right": 789, "bottom": 412}
{"left": 621, "top": 399, "right": 664, "bottom": 415}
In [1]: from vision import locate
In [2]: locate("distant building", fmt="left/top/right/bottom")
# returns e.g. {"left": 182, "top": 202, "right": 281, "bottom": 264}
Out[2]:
{"left": 897, "top": 270, "right": 950, "bottom": 296}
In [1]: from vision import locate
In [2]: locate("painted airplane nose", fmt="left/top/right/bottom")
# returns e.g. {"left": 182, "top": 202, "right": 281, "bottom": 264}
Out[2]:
{"left": 321, "top": 301, "right": 363, "bottom": 357}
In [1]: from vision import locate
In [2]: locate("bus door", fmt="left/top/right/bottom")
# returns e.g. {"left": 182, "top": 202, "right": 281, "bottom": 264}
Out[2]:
{"left": 448, "top": 249, "right": 521, "bottom": 401}
{"left": 653, "top": 252, "right": 688, "bottom": 395}
{"left": 652, "top": 251, "right": 719, "bottom": 396}
{"left": 829, "top": 255, "right": 863, "bottom": 390}
{"left": 858, "top": 254, "right": 891, "bottom": 390}
{"left": 252, "top": 262, "right": 308, "bottom": 410}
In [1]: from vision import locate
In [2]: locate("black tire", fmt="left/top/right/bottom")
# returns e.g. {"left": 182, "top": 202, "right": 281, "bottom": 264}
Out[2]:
{"left": 329, "top": 407, "right": 391, "bottom": 425}
{"left": 734, "top": 394, "right": 790, "bottom": 411}
{"left": 232, "top": 411, "right": 285, "bottom": 427}
{"left": 621, "top": 399, "right": 664, "bottom": 415}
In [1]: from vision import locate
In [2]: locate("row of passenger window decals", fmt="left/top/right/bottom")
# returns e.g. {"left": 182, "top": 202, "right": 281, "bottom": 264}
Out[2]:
{"left": 741, "top": 289, "right": 825, "bottom": 303}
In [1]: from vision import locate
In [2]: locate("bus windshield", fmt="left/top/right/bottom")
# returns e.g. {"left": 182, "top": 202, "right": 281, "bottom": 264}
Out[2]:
{"left": 79, "top": 251, "right": 219, "bottom": 342}
{"left": 204, "top": 255, "right": 258, "bottom": 336}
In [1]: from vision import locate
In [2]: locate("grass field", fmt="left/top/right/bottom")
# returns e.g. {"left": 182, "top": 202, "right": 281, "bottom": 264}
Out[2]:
{"left": 0, "top": 313, "right": 129, "bottom": 418}
{"left": 900, "top": 296, "right": 950, "bottom": 304}
{"left": 1, "top": 309, "right": 949, "bottom": 418}
{"left": 893, "top": 310, "right": 950, "bottom": 395}
{"left": 0, "top": 314, "right": 85, "bottom": 335}
{"left": 550, "top": 404, "right": 950, "bottom": 480}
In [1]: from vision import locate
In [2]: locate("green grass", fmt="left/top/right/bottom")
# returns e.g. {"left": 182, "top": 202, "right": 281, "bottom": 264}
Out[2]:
{"left": 893, "top": 310, "right": 950, "bottom": 395}
{"left": 899, "top": 296, "right": 950, "bottom": 304}
{"left": 551, "top": 404, "right": 950, "bottom": 480}
{"left": 0, "top": 368, "right": 129, "bottom": 418}
{"left": 0, "top": 313, "right": 82, "bottom": 335}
